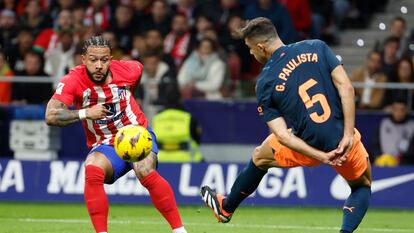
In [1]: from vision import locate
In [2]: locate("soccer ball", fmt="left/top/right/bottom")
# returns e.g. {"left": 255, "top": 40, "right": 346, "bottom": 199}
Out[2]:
{"left": 114, "top": 125, "right": 153, "bottom": 162}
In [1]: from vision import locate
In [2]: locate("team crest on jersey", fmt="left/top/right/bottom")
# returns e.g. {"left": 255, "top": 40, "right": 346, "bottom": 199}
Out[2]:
{"left": 118, "top": 86, "right": 127, "bottom": 100}
{"left": 95, "top": 103, "right": 123, "bottom": 124}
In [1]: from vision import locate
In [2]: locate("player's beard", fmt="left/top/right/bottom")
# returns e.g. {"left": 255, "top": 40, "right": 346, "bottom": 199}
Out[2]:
{"left": 86, "top": 68, "right": 110, "bottom": 84}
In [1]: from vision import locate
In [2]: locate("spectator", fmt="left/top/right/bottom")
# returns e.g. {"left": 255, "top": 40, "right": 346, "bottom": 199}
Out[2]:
{"left": 380, "top": 36, "right": 400, "bottom": 82}
{"left": 84, "top": 0, "right": 111, "bottom": 33}
{"left": 15, "top": 0, "right": 49, "bottom": 16}
{"left": 130, "top": 0, "right": 152, "bottom": 25}
{"left": 101, "top": 31, "right": 124, "bottom": 60}
{"left": 193, "top": 14, "right": 215, "bottom": 42}
{"left": 108, "top": 4, "right": 135, "bottom": 53}
{"left": 351, "top": 51, "right": 387, "bottom": 110}
{"left": 278, "top": 0, "right": 312, "bottom": 39}
{"left": 196, "top": 27, "right": 232, "bottom": 97}
{"left": 383, "top": 58, "right": 414, "bottom": 110}
{"left": 43, "top": 30, "right": 76, "bottom": 88}
{"left": 11, "top": 51, "right": 52, "bottom": 105}
{"left": 198, "top": 0, "right": 244, "bottom": 28}
{"left": 49, "top": 0, "right": 77, "bottom": 20}
{"left": 130, "top": 33, "right": 146, "bottom": 61}
{"left": 310, "top": 0, "right": 346, "bottom": 44}
{"left": 375, "top": 99, "right": 414, "bottom": 165}
{"left": 171, "top": 0, "right": 201, "bottom": 25}
{"left": 0, "top": 9, "right": 19, "bottom": 52}
{"left": 396, "top": 58, "right": 414, "bottom": 84}
{"left": 33, "top": 9, "right": 76, "bottom": 55}
{"left": 376, "top": 16, "right": 409, "bottom": 59}
{"left": 140, "top": 0, "right": 172, "bottom": 36}
{"left": 178, "top": 38, "right": 226, "bottom": 100}
{"left": 244, "top": 0, "right": 298, "bottom": 43}
{"left": 217, "top": 0, "right": 244, "bottom": 26}
{"left": 220, "top": 14, "right": 252, "bottom": 79}
{"left": 136, "top": 51, "right": 177, "bottom": 119}
{"left": 144, "top": 28, "right": 176, "bottom": 73}
{"left": 0, "top": 0, "right": 17, "bottom": 12}
{"left": 164, "top": 13, "right": 192, "bottom": 68}
{"left": 0, "top": 51, "right": 14, "bottom": 104}
{"left": 152, "top": 83, "right": 203, "bottom": 162}
{"left": 72, "top": 5, "right": 86, "bottom": 33}
{"left": 389, "top": 17, "right": 409, "bottom": 59}
{"left": 18, "top": 0, "right": 52, "bottom": 36}
{"left": 4, "top": 30, "right": 34, "bottom": 73}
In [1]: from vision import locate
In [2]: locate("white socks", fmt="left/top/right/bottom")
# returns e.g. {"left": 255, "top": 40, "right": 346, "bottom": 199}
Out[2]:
{"left": 172, "top": 226, "right": 187, "bottom": 233}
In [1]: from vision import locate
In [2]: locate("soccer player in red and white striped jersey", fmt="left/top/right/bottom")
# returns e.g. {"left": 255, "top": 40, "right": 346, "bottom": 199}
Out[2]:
{"left": 45, "top": 36, "right": 187, "bottom": 233}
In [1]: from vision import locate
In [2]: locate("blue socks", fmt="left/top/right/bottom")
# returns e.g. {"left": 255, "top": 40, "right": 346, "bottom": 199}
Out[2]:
{"left": 223, "top": 160, "right": 267, "bottom": 213}
{"left": 341, "top": 186, "right": 371, "bottom": 233}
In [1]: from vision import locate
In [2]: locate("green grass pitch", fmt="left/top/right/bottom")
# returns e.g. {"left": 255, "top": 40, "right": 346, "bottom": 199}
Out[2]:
{"left": 0, "top": 202, "right": 413, "bottom": 233}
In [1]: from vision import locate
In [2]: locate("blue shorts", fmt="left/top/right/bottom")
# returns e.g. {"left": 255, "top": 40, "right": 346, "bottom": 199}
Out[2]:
{"left": 88, "top": 126, "right": 158, "bottom": 183}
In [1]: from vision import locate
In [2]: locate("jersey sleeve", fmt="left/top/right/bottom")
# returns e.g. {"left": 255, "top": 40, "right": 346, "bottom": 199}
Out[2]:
{"left": 51, "top": 75, "right": 77, "bottom": 106}
{"left": 125, "top": 60, "right": 143, "bottom": 82}
{"left": 130, "top": 60, "right": 143, "bottom": 90}
{"left": 257, "top": 80, "right": 282, "bottom": 122}
{"left": 317, "top": 40, "right": 341, "bottom": 72}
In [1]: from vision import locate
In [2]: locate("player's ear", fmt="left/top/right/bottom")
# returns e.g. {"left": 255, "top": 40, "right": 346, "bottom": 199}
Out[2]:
{"left": 257, "top": 43, "right": 265, "bottom": 52}
{"left": 81, "top": 55, "right": 87, "bottom": 65}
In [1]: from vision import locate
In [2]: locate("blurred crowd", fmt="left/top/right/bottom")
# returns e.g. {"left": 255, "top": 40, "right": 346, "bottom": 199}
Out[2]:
{"left": 352, "top": 16, "right": 414, "bottom": 112}
{"left": 0, "top": 0, "right": 389, "bottom": 107}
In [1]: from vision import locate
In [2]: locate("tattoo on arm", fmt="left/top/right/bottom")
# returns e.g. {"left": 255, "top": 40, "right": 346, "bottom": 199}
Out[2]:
{"left": 45, "top": 99, "right": 81, "bottom": 127}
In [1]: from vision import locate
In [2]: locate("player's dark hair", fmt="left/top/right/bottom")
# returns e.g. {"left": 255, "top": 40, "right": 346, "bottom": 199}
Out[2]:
{"left": 233, "top": 17, "right": 278, "bottom": 43}
{"left": 82, "top": 36, "right": 112, "bottom": 55}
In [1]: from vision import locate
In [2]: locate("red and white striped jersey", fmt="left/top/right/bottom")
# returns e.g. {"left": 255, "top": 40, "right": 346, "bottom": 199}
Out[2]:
{"left": 52, "top": 60, "right": 148, "bottom": 148}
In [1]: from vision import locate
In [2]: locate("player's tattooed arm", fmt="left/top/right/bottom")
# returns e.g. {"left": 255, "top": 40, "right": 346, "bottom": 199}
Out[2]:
{"left": 45, "top": 99, "right": 110, "bottom": 127}
{"left": 45, "top": 98, "right": 81, "bottom": 127}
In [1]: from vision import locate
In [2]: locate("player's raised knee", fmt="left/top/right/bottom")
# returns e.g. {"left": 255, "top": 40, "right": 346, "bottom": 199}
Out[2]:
{"left": 251, "top": 146, "right": 269, "bottom": 169}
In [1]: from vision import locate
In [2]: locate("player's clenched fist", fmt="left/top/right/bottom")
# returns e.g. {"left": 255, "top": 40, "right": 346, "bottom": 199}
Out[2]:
{"left": 85, "top": 104, "right": 110, "bottom": 120}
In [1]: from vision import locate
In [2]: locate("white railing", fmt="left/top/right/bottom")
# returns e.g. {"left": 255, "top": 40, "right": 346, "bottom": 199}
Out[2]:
{"left": 0, "top": 76, "right": 54, "bottom": 83}
{"left": 2, "top": 76, "right": 414, "bottom": 89}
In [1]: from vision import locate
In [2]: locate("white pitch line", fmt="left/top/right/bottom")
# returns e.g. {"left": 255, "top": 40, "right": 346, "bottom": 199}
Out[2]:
{"left": 0, "top": 218, "right": 412, "bottom": 232}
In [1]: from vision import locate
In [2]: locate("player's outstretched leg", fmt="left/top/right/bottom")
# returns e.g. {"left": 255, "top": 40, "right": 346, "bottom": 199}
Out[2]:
{"left": 201, "top": 158, "right": 268, "bottom": 223}
{"left": 135, "top": 153, "right": 187, "bottom": 233}
{"left": 200, "top": 185, "right": 233, "bottom": 223}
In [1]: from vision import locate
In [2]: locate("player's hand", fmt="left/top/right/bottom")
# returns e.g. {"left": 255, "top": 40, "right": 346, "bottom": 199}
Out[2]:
{"left": 85, "top": 104, "right": 110, "bottom": 120}
{"left": 320, "top": 150, "right": 339, "bottom": 166}
{"left": 329, "top": 134, "right": 354, "bottom": 166}
{"left": 336, "top": 134, "right": 354, "bottom": 157}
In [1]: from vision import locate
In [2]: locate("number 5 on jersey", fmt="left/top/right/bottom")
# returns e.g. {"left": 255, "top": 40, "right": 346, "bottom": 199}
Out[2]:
{"left": 298, "top": 78, "right": 331, "bottom": 123}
